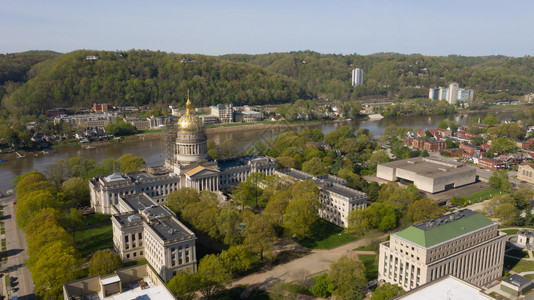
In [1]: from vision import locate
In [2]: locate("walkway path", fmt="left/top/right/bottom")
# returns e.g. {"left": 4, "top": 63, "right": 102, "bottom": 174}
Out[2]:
{"left": 232, "top": 234, "right": 384, "bottom": 298}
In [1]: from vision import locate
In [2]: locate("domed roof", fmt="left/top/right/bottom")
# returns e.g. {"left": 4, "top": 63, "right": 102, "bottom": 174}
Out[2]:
{"left": 178, "top": 97, "right": 203, "bottom": 133}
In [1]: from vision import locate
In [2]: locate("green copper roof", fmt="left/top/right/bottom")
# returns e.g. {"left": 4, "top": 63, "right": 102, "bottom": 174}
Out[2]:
{"left": 395, "top": 211, "right": 493, "bottom": 248}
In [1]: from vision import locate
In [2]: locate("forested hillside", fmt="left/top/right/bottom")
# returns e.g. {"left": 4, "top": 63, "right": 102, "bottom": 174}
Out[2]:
{"left": 1, "top": 50, "right": 308, "bottom": 116}
{"left": 222, "top": 51, "right": 534, "bottom": 101}
{"left": 0, "top": 51, "right": 60, "bottom": 102}
{"left": 1, "top": 49, "right": 534, "bottom": 117}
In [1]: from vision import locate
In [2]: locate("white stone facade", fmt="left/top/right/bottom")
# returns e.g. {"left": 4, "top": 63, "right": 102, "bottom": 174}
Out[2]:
{"left": 378, "top": 210, "right": 506, "bottom": 290}
{"left": 275, "top": 169, "right": 368, "bottom": 227}
{"left": 111, "top": 193, "right": 197, "bottom": 282}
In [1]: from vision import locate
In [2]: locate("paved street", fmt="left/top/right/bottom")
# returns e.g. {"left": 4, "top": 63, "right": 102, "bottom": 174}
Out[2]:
{"left": 1, "top": 195, "right": 35, "bottom": 300}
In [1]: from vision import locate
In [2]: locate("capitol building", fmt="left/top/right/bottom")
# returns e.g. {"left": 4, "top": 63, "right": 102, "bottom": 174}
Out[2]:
{"left": 89, "top": 97, "right": 276, "bottom": 214}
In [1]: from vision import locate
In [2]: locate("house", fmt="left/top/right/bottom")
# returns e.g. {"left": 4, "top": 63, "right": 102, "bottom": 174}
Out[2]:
{"left": 443, "top": 148, "right": 462, "bottom": 157}
{"left": 459, "top": 143, "right": 477, "bottom": 155}
{"left": 478, "top": 158, "right": 507, "bottom": 171}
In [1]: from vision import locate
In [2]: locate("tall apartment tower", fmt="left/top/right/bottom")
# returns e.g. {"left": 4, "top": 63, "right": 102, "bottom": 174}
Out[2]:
{"left": 428, "top": 88, "right": 440, "bottom": 100}
{"left": 448, "top": 83, "right": 459, "bottom": 104}
{"left": 351, "top": 68, "right": 363, "bottom": 86}
{"left": 378, "top": 209, "right": 506, "bottom": 291}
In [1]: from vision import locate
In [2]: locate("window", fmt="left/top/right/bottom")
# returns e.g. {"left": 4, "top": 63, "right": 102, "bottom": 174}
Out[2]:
{"left": 139, "top": 232, "right": 142, "bottom": 239}
{"left": 126, "top": 254, "right": 130, "bottom": 259}
{"left": 125, "top": 235, "right": 129, "bottom": 242}
{"left": 134, "top": 252, "right": 137, "bottom": 257}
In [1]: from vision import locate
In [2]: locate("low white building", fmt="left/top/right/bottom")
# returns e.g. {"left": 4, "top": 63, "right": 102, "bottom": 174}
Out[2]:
{"left": 377, "top": 157, "right": 477, "bottom": 193}
{"left": 63, "top": 264, "right": 176, "bottom": 300}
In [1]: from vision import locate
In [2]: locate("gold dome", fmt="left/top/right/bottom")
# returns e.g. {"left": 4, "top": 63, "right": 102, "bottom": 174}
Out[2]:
{"left": 178, "top": 94, "right": 203, "bottom": 133}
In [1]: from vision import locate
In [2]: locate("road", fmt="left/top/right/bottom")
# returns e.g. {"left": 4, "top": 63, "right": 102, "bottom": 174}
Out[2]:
{"left": 1, "top": 195, "right": 36, "bottom": 300}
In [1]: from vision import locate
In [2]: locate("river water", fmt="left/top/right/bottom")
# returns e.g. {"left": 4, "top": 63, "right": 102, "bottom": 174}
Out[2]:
{"left": 0, "top": 110, "right": 518, "bottom": 192}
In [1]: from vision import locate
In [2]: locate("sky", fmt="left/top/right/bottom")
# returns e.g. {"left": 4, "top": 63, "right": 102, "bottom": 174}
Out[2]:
{"left": 2, "top": 0, "right": 533, "bottom": 57}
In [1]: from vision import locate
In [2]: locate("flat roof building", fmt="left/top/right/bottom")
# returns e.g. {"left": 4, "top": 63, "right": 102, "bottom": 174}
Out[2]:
{"left": 391, "top": 275, "right": 495, "bottom": 300}
{"left": 111, "top": 193, "right": 197, "bottom": 282}
{"left": 276, "top": 169, "right": 367, "bottom": 227}
{"left": 63, "top": 264, "right": 176, "bottom": 300}
{"left": 379, "top": 209, "right": 506, "bottom": 291}
{"left": 376, "top": 157, "right": 477, "bottom": 193}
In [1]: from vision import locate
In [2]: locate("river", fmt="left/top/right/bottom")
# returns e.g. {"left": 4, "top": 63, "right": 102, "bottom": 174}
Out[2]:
{"left": 0, "top": 110, "right": 519, "bottom": 192}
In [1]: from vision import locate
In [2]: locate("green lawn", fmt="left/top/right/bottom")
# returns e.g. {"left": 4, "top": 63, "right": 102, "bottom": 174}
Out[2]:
{"left": 506, "top": 248, "right": 529, "bottom": 258}
{"left": 123, "top": 259, "right": 149, "bottom": 268}
{"left": 137, "top": 129, "right": 167, "bottom": 134}
{"left": 298, "top": 219, "right": 358, "bottom": 250}
{"left": 75, "top": 225, "right": 113, "bottom": 257}
{"left": 501, "top": 229, "right": 519, "bottom": 235}
{"left": 463, "top": 188, "right": 503, "bottom": 204}
{"left": 354, "top": 245, "right": 375, "bottom": 252}
{"left": 504, "top": 256, "right": 534, "bottom": 273}
{"left": 358, "top": 254, "right": 379, "bottom": 280}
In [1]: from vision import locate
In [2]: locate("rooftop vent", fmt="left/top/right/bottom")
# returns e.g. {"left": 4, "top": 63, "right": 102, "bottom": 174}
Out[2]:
{"left": 407, "top": 160, "right": 415, "bottom": 164}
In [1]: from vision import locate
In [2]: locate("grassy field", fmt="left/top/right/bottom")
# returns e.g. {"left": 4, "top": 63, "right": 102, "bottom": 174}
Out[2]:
{"left": 354, "top": 245, "right": 375, "bottom": 252}
{"left": 506, "top": 248, "right": 529, "bottom": 258}
{"left": 504, "top": 256, "right": 534, "bottom": 273}
{"left": 358, "top": 254, "right": 379, "bottom": 280}
{"left": 501, "top": 229, "right": 520, "bottom": 235}
{"left": 75, "top": 225, "right": 113, "bottom": 257}
{"left": 137, "top": 129, "right": 167, "bottom": 134}
{"left": 299, "top": 219, "right": 358, "bottom": 250}
{"left": 463, "top": 188, "right": 503, "bottom": 204}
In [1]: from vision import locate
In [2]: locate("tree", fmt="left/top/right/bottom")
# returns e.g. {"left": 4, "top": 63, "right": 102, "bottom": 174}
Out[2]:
{"left": 406, "top": 198, "right": 445, "bottom": 223}
{"left": 61, "top": 177, "right": 90, "bottom": 208}
{"left": 513, "top": 184, "right": 534, "bottom": 210}
{"left": 32, "top": 240, "right": 82, "bottom": 300}
{"left": 263, "top": 190, "right": 290, "bottom": 226}
{"left": 233, "top": 181, "right": 256, "bottom": 209}
{"left": 483, "top": 194, "right": 516, "bottom": 217}
{"left": 483, "top": 113, "right": 498, "bottom": 126}
{"left": 488, "top": 170, "right": 512, "bottom": 192}
{"left": 368, "top": 150, "right": 391, "bottom": 170}
{"left": 302, "top": 157, "right": 327, "bottom": 176}
{"left": 243, "top": 215, "right": 277, "bottom": 260}
{"left": 196, "top": 254, "right": 231, "bottom": 299}
{"left": 218, "top": 139, "right": 239, "bottom": 159}
{"left": 491, "top": 137, "right": 516, "bottom": 154}
{"left": 62, "top": 208, "right": 83, "bottom": 242}
{"left": 328, "top": 255, "right": 367, "bottom": 300}
{"left": 116, "top": 153, "right": 146, "bottom": 172}
{"left": 347, "top": 209, "right": 369, "bottom": 236}
{"left": 371, "top": 283, "right": 404, "bottom": 300}
{"left": 104, "top": 119, "right": 137, "bottom": 136}
{"left": 312, "top": 273, "right": 331, "bottom": 298}
{"left": 471, "top": 136, "right": 484, "bottom": 146}
{"left": 494, "top": 203, "right": 518, "bottom": 225}
{"left": 167, "top": 270, "right": 199, "bottom": 300}
{"left": 167, "top": 188, "right": 199, "bottom": 214}
{"left": 219, "top": 245, "right": 251, "bottom": 275}
{"left": 88, "top": 249, "right": 123, "bottom": 276}
{"left": 216, "top": 208, "right": 243, "bottom": 245}
{"left": 15, "top": 170, "right": 55, "bottom": 199}
{"left": 17, "top": 190, "right": 58, "bottom": 228}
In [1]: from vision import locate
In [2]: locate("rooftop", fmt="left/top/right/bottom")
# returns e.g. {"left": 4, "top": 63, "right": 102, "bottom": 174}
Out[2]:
{"left": 395, "top": 209, "right": 494, "bottom": 248}
{"left": 503, "top": 274, "right": 532, "bottom": 287}
{"left": 393, "top": 275, "right": 494, "bottom": 300}
{"left": 378, "top": 157, "right": 475, "bottom": 179}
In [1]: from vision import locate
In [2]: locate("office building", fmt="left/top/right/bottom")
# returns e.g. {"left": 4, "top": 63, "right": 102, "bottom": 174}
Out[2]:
{"left": 379, "top": 209, "right": 506, "bottom": 290}
{"left": 111, "top": 193, "right": 197, "bottom": 281}
{"left": 275, "top": 169, "right": 367, "bottom": 227}
{"left": 428, "top": 88, "right": 440, "bottom": 100}
{"left": 448, "top": 83, "right": 459, "bottom": 104}
{"left": 351, "top": 68, "right": 364, "bottom": 86}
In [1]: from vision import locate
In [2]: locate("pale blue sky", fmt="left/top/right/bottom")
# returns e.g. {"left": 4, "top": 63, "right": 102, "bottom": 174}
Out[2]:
{"left": 2, "top": 0, "right": 533, "bottom": 56}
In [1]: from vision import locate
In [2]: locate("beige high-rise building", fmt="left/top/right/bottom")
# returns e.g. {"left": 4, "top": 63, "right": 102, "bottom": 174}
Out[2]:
{"left": 378, "top": 209, "right": 506, "bottom": 291}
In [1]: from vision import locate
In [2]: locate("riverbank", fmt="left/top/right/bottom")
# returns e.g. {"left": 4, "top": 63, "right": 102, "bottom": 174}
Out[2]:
{"left": 458, "top": 104, "right": 532, "bottom": 114}
{"left": 204, "top": 119, "right": 351, "bottom": 134}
